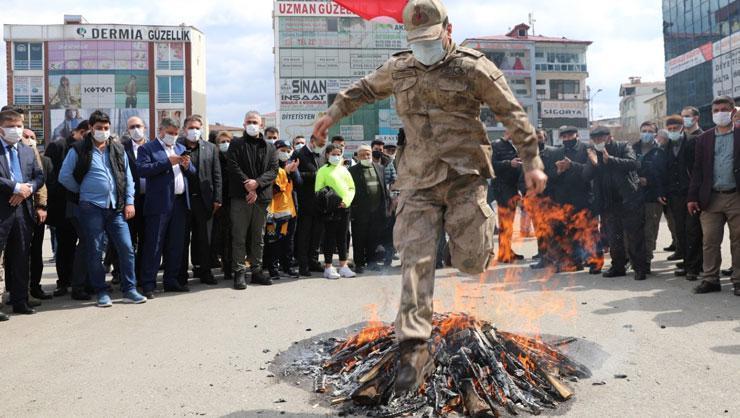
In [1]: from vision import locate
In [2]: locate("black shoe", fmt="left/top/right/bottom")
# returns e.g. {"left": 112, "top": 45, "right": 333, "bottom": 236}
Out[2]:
{"left": 233, "top": 271, "right": 247, "bottom": 290}
{"left": 589, "top": 265, "right": 603, "bottom": 275}
{"left": 634, "top": 271, "right": 647, "bottom": 281}
{"left": 513, "top": 253, "right": 525, "bottom": 260}
{"left": 666, "top": 253, "right": 682, "bottom": 261}
{"left": 299, "top": 267, "right": 312, "bottom": 277}
{"left": 200, "top": 275, "right": 218, "bottom": 285}
{"left": 674, "top": 269, "right": 687, "bottom": 277}
{"left": 309, "top": 262, "right": 324, "bottom": 273}
{"left": 144, "top": 291, "right": 155, "bottom": 299}
{"left": 268, "top": 269, "right": 280, "bottom": 280}
{"left": 163, "top": 283, "right": 190, "bottom": 293}
{"left": 646, "top": 267, "right": 652, "bottom": 275}
{"left": 722, "top": 268, "right": 733, "bottom": 277}
{"left": 12, "top": 303, "right": 36, "bottom": 315}
{"left": 30, "top": 287, "right": 53, "bottom": 300}
{"left": 53, "top": 287, "right": 68, "bottom": 297}
{"left": 734, "top": 286, "right": 740, "bottom": 296}
{"left": 251, "top": 270, "right": 273, "bottom": 286}
{"left": 530, "top": 260, "right": 547, "bottom": 270}
{"left": 686, "top": 274, "right": 699, "bottom": 282}
{"left": 71, "top": 289, "right": 92, "bottom": 301}
{"left": 603, "top": 269, "right": 626, "bottom": 278}
{"left": 284, "top": 267, "right": 300, "bottom": 278}
{"left": 0, "top": 312, "right": 8, "bottom": 321}
{"left": 676, "top": 262, "right": 685, "bottom": 269}
{"left": 663, "top": 244, "right": 676, "bottom": 252}
{"left": 532, "top": 253, "right": 541, "bottom": 260}
{"left": 355, "top": 266, "right": 365, "bottom": 274}
{"left": 111, "top": 272, "right": 121, "bottom": 285}
{"left": 694, "top": 280, "right": 722, "bottom": 294}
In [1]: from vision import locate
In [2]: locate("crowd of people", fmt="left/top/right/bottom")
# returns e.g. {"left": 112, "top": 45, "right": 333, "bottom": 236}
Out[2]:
{"left": 1, "top": 94, "right": 739, "bottom": 320}
{"left": 491, "top": 95, "right": 740, "bottom": 298}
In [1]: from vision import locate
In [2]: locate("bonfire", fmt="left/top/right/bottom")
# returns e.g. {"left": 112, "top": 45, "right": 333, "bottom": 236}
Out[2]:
{"left": 310, "top": 313, "right": 590, "bottom": 417}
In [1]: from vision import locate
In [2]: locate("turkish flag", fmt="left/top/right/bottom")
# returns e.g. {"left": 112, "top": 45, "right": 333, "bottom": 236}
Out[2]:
{"left": 333, "top": 0, "right": 409, "bottom": 23}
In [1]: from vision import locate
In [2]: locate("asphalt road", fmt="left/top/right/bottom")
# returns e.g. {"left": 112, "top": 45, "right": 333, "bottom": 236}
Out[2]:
{"left": 1, "top": 221, "right": 738, "bottom": 417}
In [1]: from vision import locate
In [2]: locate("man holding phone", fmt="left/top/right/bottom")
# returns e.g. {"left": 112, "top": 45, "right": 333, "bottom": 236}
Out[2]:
{"left": 136, "top": 117, "right": 195, "bottom": 298}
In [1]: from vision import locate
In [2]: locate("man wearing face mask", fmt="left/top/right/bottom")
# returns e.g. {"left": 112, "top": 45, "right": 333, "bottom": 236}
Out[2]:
{"left": 688, "top": 95, "right": 740, "bottom": 296}
{"left": 0, "top": 110, "right": 45, "bottom": 317}
{"left": 681, "top": 106, "right": 704, "bottom": 141}
{"left": 587, "top": 127, "right": 647, "bottom": 281}
{"left": 633, "top": 122, "right": 668, "bottom": 271}
{"left": 45, "top": 121, "right": 91, "bottom": 300}
{"left": 349, "top": 145, "right": 388, "bottom": 273}
{"left": 227, "top": 111, "right": 279, "bottom": 289}
{"left": 491, "top": 130, "right": 525, "bottom": 263}
{"left": 312, "top": 0, "right": 546, "bottom": 393}
{"left": 295, "top": 134, "right": 327, "bottom": 277}
{"left": 291, "top": 136, "right": 306, "bottom": 155}
{"left": 178, "top": 115, "right": 222, "bottom": 285}
{"left": 265, "top": 127, "right": 280, "bottom": 145}
{"left": 664, "top": 114, "right": 703, "bottom": 281}
{"left": 136, "top": 117, "right": 195, "bottom": 298}
{"left": 212, "top": 131, "right": 233, "bottom": 281}
{"left": 118, "top": 116, "right": 148, "bottom": 283}
{"left": 59, "top": 110, "right": 146, "bottom": 308}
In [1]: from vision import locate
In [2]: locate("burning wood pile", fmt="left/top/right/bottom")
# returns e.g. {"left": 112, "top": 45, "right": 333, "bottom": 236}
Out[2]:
{"left": 311, "top": 313, "right": 590, "bottom": 417}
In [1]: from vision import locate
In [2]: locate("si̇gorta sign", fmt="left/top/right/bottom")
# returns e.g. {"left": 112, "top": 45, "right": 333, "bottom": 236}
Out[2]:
{"left": 64, "top": 25, "right": 192, "bottom": 42}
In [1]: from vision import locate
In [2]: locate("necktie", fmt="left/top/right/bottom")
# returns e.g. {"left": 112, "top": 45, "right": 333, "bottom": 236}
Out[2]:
{"left": 7, "top": 145, "right": 23, "bottom": 183}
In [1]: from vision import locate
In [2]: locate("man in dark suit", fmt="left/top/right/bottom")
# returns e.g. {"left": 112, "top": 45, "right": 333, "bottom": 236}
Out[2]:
{"left": 136, "top": 117, "right": 195, "bottom": 297}
{"left": 44, "top": 121, "right": 91, "bottom": 300}
{"left": 294, "top": 134, "right": 327, "bottom": 276}
{"left": 179, "top": 115, "right": 222, "bottom": 285}
{"left": 117, "top": 116, "right": 148, "bottom": 281}
{"left": 491, "top": 130, "right": 525, "bottom": 263}
{"left": 349, "top": 145, "right": 388, "bottom": 273}
{"left": 587, "top": 126, "right": 648, "bottom": 281}
{"left": 0, "top": 110, "right": 45, "bottom": 316}
{"left": 227, "top": 111, "right": 278, "bottom": 289}
{"left": 688, "top": 95, "right": 740, "bottom": 296}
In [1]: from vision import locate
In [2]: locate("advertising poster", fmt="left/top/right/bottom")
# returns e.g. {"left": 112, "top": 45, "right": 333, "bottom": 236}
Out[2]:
{"left": 50, "top": 108, "right": 150, "bottom": 141}
{"left": 80, "top": 74, "right": 116, "bottom": 108}
{"left": 48, "top": 41, "right": 148, "bottom": 71}
{"left": 279, "top": 110, "right": 326, "bottom": 140}
{"left": 115, "top": 71, "right": 150, "bottom": 108}
{"left": 48, "top": 74, "right": 82, "bottom": 109}
{"left": 156, "top": 109, "right": 184, "bottom": 129}
{"left": 156, "top": 43, "right": 184, "bottom": 70}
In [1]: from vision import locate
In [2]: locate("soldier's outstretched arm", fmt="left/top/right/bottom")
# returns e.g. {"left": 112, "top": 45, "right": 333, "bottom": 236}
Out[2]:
{"left": 313, "top": 60, "right": 394, "bottom": 140}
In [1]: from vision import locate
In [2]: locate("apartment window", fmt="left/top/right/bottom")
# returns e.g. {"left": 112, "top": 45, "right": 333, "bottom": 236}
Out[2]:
{"left": 157, "top": 76, "right": 185, "bottom": 104}
{"left": 13, "top": 42, "right": 43, "bottom": 70}
{"left": 13, "top": 76, "right": 44, "bottom": 105}
{"left": 536, "top": 89, "right": 547, "bottom": 97}
{"left": 156, "top": 43, "right": 185, "bottom": 70}
{"left": 536, "top": 79, "right": 546, "bottom": 85}
{"left": 549, "top": 80, "right": 580, "bottom": 99}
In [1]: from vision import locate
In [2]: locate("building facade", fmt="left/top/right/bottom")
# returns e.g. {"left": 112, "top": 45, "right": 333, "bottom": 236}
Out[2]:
{"left": 663, "top": 0, "right": 740, "bottom": 123}
{"left": 4, "top": 15, "right": 206, "bottom": 147}
{"left": 463, "top": 23, "right": 591, "bottom": 144}
{"left": 619, "top": 77, "right": 666, "bottom": 139}
{"left": 273, "top": 0, "right": 407, "bottom": 151}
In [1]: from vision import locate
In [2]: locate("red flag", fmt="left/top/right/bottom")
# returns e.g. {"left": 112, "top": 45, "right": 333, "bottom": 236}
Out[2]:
{"left": 333, "top": 0, "right": 409, "bottom": 23}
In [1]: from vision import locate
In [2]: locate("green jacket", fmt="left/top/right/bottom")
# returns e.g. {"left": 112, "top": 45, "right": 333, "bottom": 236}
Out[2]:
{"left": 315, "top": 163, "right": 355, "bottom": 207}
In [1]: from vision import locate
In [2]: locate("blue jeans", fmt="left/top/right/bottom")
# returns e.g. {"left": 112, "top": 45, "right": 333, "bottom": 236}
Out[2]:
{"left": 78, "top": 202, "right": 137, "bottom": 293}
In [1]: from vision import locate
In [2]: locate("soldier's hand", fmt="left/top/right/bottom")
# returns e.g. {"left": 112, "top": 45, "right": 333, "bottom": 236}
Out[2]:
{"left": 510, "top": 158, "right": 523, "bottom": 168}
{"left": 525, "top": 169, "right": 547, "bottom": 195}
{"left": 313, "top": 115, "right": 335, "bottom": 141}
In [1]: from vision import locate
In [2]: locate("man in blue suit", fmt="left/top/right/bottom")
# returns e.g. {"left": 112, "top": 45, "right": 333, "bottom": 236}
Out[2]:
{"left": 136, "top": 117, "right": 195, "bottom": 298}
{"left": 0, "top": 110, "right": 44, "bottom": 317}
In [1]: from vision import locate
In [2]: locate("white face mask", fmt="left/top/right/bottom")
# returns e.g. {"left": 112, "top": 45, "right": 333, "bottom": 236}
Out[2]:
{"left": 312, "top": 143, "right": 326, "bottom": 154}
{"left": 329, "top": 155, "right": 343, "bottom": 166}
{"left": 245, "top": 123, "right": 261, "bottom": 137}
{"left": 267, "top": 139, "right": 277, "bottom": 145}
{"left": 129, "top": 127, "right": 146, "bottom": 142}
{"left": 683, "top": 117, "right": 695, "bottom": 128}
{"left": 294, "top": 143, "right": 305, "bottom": 151}
{"left": 667, "top": 131, "right": 682, "bottom": 142}
{"left": 93, "top": 129, "right": 110, "bottom": 143}
{"left": 410, "top": 38, "right": 446, "bottom": 66}
{"left": 1, "top": 127, "right": 23, "bottom": 144}
{"left": 162, "top": 134, "right": 177, "bottom": 146}
{"left": 186, "top": 128, "right": 201, "bottom": 142}
{"left": 218, "top": 142, "right": 230, "bottom": 153}
{"left": 593, "top": 143, "right": 606, "bottom": 152}
{"left": 278, "top": 151, "right": 291, "bottom": 162}
{"left": 360, "top": 158, "right": 373, "bottom": 167}
{"left": 713, "top": 111, "right": 733, "bottom": 127}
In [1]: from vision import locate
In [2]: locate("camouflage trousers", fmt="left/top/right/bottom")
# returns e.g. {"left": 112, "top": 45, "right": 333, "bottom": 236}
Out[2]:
{"left": 394, "top": 174, "right": 495, "bottom": 342}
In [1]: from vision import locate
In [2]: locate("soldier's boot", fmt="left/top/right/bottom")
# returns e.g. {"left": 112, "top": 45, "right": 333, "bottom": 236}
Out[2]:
{"left": 394, "top": 339, "right": 434, "bottom": 395}
{"left": 233, "top": 270, "right": 247, "bottom": 290}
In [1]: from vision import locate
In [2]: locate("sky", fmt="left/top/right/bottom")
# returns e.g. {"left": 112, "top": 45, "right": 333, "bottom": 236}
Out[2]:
{"left": 0, "top": 0, "right": 665, "bottom": 125}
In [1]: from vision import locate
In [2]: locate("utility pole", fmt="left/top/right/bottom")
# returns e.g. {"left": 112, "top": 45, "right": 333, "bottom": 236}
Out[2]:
{"left": 529, "top": 12, "right": 536, "bottom": 35}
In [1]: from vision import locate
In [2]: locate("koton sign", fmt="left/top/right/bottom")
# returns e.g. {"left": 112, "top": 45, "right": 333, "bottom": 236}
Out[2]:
{"left": 275, "top": 1, "right": 356, "bottom": 17}
{"left": 541, "top": 101, "right": 587, "bottom": 119}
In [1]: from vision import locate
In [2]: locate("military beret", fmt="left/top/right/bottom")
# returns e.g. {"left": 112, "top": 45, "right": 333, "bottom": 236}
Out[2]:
{"left": 590, "top": 126, "right": 611, "bottom": 138}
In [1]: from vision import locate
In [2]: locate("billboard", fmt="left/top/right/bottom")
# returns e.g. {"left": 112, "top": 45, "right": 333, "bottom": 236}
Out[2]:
{"left": 48, "top": 70, "right": 150, "bottom": 109}
{"left": 541, "top": 101, "right": 588, "bottom": 119}
{"left": 712, "top": 49, "right": 740, "bottom": 98}
{"left": 48, "top": 40, "right": 148, "bottom": 71}
{"left": 50, "top": 108, "right": 150, "bottom": 142}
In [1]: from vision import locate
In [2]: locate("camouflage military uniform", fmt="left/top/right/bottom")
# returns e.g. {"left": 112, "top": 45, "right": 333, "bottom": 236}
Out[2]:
{"left": 327, "top": 43, "right": 543, "bottom": 342}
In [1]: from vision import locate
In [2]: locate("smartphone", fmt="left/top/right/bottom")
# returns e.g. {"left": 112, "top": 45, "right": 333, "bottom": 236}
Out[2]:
{"left": 181, "top": 150, "right": 192, "bottom": 157}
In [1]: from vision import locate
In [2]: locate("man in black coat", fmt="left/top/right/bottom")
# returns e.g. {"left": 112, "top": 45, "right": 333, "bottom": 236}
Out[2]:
{"left": 491, "top": 131, "right": 525, "bottom": 263}
{"left": 226, "top": 111, "right": 278, "bottom": 289}
{"left": 587, "top": 127, "right": 648, "bottom": 281}
{"left": 294, "top": 134, "right": 327, "bottom": 276}
{"left": 179, "top": 115, "right": 222, "bottom": 285}
{"left": 43, "top": 121, "right": 90, "bottom": 299}
{"left": 665, "top": 113, "right": 703, "bottom": 281}
{"left": 349, "top": 145, "right": 388, "bottom": 273}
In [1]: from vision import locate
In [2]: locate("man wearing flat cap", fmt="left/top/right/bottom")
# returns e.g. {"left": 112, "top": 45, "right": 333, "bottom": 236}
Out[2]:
{"left": 313, "top": 0, "right": 546, "bottom": 394}
{"left": 587, "top": 126, "right": 648, "bottom": 281}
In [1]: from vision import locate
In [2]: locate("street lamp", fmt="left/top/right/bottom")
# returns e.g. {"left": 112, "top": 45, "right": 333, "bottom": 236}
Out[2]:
{"left": 589, "top": 88, "right": 603, "bottom": 124}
